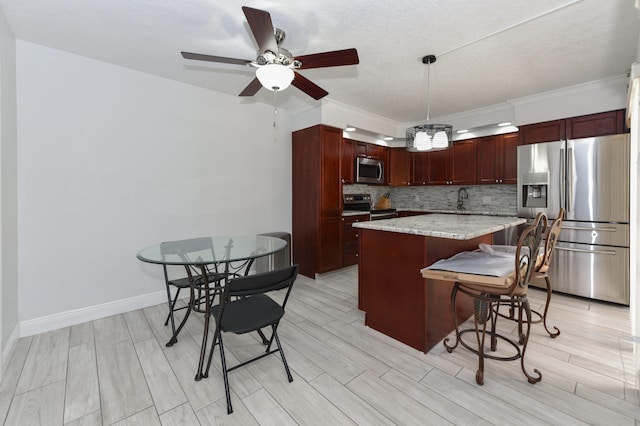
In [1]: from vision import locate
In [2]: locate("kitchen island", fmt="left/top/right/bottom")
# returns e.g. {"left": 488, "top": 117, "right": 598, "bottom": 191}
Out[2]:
{"left": 353, "top": 214, "right": 525, "bottom": 352}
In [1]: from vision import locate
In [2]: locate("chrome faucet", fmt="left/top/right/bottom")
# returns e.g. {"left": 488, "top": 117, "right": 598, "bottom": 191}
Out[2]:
{"left": 457, "top": 187, "right": 469, "bottom": 211}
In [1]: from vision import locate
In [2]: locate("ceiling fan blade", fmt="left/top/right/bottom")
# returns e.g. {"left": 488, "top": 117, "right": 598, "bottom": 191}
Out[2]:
{"left": 296, "top": 48, "right": 359, "bottom": 69}
{"left": 242, "top": 6, "right": 279, "bottom": 56}
{"left": 181, "top": 51, "right": 251, "bottom": 66}
{"left": 292, "top": 72, "right": 329, "bottom": 100}
{"left": 239, "top": 77, "right": 263, "bottom": 97}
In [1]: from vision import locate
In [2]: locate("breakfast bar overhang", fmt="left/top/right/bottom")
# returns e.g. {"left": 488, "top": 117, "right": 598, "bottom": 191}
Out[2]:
{"left": 353, "top": 214, "right": 526, "bottom": 353}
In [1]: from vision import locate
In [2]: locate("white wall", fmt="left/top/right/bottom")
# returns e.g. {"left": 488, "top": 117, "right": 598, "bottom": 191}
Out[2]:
{"left": 0, "top": 6, "right": 17, "bottom": 371}
{"left": 16, "top": 41, "right": 292, "bottom": 330}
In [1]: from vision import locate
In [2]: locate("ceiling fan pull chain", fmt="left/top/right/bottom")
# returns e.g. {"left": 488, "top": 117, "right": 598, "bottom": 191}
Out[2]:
{"left": 273, "top": 89, "right": 278, "bottom": 127}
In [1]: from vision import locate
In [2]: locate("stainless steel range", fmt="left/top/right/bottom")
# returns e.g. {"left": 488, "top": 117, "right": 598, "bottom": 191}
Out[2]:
{"left": 343, "top": 193, "right": 397, "bottom": 220}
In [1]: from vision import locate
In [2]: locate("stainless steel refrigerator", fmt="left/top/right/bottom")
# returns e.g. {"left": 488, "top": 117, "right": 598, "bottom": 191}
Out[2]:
{"left": 517, "top": 134, "right": 630, "bottom": 305}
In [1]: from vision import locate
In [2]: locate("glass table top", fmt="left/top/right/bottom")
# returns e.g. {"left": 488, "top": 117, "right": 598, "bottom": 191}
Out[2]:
{"left": 136, "top": 235, "right": 287, "bottom": 266}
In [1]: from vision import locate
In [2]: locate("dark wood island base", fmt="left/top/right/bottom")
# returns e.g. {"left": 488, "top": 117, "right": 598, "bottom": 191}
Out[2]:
{"left": 358, "top": 228, "right": 492, "bottom": 353}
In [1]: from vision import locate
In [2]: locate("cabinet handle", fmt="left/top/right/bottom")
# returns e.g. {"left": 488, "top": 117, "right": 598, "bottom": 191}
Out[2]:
{"left": 355, "top": 233, "right": 359, "bottom": 237}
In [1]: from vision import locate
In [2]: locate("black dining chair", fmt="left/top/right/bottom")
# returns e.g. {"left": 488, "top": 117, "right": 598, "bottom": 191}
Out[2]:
{"left": 160, "top": 238, "right": 227, "bottom": 336}
{"left": 204, "top": 264, "right": 299, "bottom": 414}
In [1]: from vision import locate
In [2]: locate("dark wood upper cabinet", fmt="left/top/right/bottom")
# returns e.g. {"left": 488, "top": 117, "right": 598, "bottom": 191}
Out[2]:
{"left": 410, "top": 152, "right": 429, "bottom": 185}
{"left": 354, "top": 140, "right": 368, "bottom": 157}
{"left": 428, "top": 139, "right": 477, "bottom": 185}
{"left": 427, "top": 149, "right": 448, "bottom": 185}
{"left": 501, "top": 132, "right": 518, "bottom": 184}
{"left": 566, "top": 109, "right": 626, "bottom": 139}
{"left": 389, "top": 148, "right": 410, "bottom": 186}
{"left": 476, "top": 132, "right": 518, "bottom": 184}
{"left": 450, "top": 139, "right": 477, "bottom": 185}
{"left": 341, "top": 138, "right": 354, "bottom": 184}
{"left": 519, "top": 109, "right": 626, "bottom": 145}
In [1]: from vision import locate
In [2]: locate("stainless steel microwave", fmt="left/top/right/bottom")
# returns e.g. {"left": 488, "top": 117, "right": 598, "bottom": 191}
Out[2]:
{"left": 355, "top": 157, "right": 384, "bottom": 184}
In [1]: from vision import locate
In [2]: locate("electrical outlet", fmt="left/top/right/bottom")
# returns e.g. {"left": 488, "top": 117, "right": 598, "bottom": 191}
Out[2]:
{"left": 414, "top": 195, "right": 420, "bottom": 202}
{"left": 482, "top": 196, "right": 491, "bottom": 205}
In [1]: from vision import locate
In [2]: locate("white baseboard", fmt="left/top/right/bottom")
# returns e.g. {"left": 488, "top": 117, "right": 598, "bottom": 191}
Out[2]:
{"left": 19, "top": 290, "right": 171, "bottom": 337}
{"left": 1, "top": 324, "right": 19, "bottom": 383}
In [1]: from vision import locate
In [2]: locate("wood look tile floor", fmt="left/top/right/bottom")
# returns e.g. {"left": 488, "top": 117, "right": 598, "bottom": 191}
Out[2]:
{"left": 1, "top": 265, "right": 639, "bottom": 425}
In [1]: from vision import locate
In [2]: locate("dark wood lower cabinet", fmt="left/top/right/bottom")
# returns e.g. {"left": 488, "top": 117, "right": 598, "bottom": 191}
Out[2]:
{"left": 342, "top": 214, "right": 369, "bottom": 266}
{"left": 358, "top": 228, "right": 492, "bottom": 352}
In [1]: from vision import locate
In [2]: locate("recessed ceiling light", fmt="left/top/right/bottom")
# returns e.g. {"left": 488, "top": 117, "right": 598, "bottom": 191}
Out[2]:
{"left": 345, "top": 127, "right": 356, "bottom": 132}
{"left": 383, "top": 136, "right": 393, "bottom": 141}
{"left": 457, "top": 129, "right": 469, "bottom": 134}
{"left": 497, "top": 122, "right": 512, "bottom": 127}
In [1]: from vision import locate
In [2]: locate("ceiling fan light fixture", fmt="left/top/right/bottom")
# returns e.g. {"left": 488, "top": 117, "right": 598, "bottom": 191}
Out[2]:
{"left": 406, "top": 54, "right": 453, "bottom": 152}
{"left": 256, "top": 64, "right": 294, "bottom": 91}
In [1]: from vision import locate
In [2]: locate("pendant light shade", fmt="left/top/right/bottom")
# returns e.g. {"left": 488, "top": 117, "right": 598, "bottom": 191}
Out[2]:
{"left": 406, "top": 55, "right": 453, "bottom": 152}
{"left": 256, "top": 64, "right": 295, "bottom": 91}
{"left": 407, "top": 124, "right": 453, "bottom": 151}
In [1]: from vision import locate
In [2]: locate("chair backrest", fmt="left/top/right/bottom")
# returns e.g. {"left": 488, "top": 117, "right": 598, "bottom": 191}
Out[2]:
{"left": 161, "top": 237, "right": 220, "bottom": 277}
{"left": 514, "top": 212, "right": 547, "bottom": 291}
{"left": 538, "top": 208, "right": 565, "bottom": 273}
{"left": 223, "top": 264, "right": 299, "bottom": 306}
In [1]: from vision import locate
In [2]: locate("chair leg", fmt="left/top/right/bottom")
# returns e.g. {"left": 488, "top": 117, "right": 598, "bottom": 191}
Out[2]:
{"left": 519, "top": 296, "right": 542, "bottom": 384}
{"left": 164, "top": 288, "right": 182, "bottom": 328}
{"left": 257, "top": 329, "right": 270, "bottom": 345}
{"left": 271, "top": 326, "right": 293, "bottom": 383}
{"left": 217, "top": 333, "right": 233, "bottom": 414}
{"left": 542, "top": 276, "right": 561, "bottom": 338}
{"left": 472, "top": 297, "right": 490, "bottom": 385}
{"left": 443, "top": 283, "right": 461, "bottom": 353}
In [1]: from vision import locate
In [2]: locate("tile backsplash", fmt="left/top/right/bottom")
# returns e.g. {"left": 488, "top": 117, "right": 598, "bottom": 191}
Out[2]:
{"left": 344, "top": 184, "right": 517, "bottom": 216}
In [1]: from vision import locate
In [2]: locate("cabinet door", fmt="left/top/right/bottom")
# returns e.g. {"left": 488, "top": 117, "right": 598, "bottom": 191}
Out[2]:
{"left": 341, "top": 138, "right": 354, "bottom": 184}
{"left": 501, "top": 132, "right": 519, "bottom": 184}
{"left": 354, "top": 141, "right": 368, "bottom": 157}
{"left": 566, "top": 110, "right": 626, "bottom": 139}
{"left": 519, "top": 120, "right": 565, "bottom": 145}
{"left": 367, "top": 144, "right": 384, "bottom": 159}
{"left": 427, "top": 150, "right": 448, "bottom": 184}
{"left": 389, "top": 148, "right": 410, "bottom": 186}
{"left": 320, "top": 216, "right": 342, "bottom": 272}
{"left": 476, "top": 136, "right": 499, "bottom": 184}
{"left": 411, "top": 152, "right": 429, "bottom": 185}
{"left": 321, "top": 127, "right": 342, "bottom": 216}
{"left": 450, "top": 139, "right": 477, "bottom": 185}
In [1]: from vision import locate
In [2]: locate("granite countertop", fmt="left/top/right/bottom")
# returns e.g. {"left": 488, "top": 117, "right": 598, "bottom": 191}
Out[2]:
{"left": 352, "top": 213, "right": 525, "bottom": 240}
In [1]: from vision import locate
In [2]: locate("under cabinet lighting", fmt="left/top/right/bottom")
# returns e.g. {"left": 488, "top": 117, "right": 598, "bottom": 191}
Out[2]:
{"left": 345, "top": 127, "right": 356, "bottom": 132}
{"left": 383, "top": 136, "right": 393, "bottom": 141}
{"left": 457, "top": 129, "right": 469, "bottom": 134}
{"left": 498, "top": 122, "right": 512, "bottom": 127}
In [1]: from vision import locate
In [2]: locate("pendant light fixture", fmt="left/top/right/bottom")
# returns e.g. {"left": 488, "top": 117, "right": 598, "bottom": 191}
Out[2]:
{"left": 406, "top": 55, "right": 452, "bottom": 152}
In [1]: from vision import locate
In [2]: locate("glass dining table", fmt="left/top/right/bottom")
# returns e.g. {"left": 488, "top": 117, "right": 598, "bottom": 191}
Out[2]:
{"left": 136, "top": 235, "right": 287, "bottom": 380}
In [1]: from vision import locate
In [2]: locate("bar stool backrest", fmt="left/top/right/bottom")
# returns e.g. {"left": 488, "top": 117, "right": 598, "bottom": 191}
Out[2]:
{"left": 538, "top": 208, "right": 565, "bottom": 274}
{"left": 515, "top": 212, "right": 547, "bottom": 291}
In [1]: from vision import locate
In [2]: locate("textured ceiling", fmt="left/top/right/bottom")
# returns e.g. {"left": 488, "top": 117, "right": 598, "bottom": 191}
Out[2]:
{"left": 1, "top": 0, "right": 638, "bottom": 125}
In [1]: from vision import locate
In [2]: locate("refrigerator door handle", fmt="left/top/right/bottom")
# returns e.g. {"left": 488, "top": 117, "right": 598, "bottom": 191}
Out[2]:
{"left": 555, "top": 246, "right": 617, "bottom": 255}
{"left": 559, "top": 147, "right": 565, "bottom": 210}
{"left": 567, "top": 147, "right": 573, "bottom": 213}
{"left": 562, "top": 225, "right": 618, "bottom": 232}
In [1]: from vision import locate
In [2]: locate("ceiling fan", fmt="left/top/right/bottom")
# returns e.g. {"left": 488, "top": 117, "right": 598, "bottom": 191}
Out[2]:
{"left": 181, "top": 6, "right": 359, "bottom": 100}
